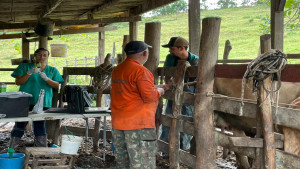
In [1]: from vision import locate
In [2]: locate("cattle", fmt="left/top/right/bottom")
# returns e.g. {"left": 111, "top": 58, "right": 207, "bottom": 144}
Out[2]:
{"left": 213, "top": 77, "right": 300, "bottom": 168}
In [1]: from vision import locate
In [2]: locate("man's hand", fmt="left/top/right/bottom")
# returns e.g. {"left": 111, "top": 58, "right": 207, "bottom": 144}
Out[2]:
{"left": 39, "top": 72, "right": 50, "bottom": 81}
{"left": 27, "top": 68, "right": 40, "bottom": 75}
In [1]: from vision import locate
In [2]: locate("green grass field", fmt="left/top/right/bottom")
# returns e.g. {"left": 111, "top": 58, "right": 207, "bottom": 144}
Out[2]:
{"left": 1, "top": 5, "right": 300, "bottom": 92}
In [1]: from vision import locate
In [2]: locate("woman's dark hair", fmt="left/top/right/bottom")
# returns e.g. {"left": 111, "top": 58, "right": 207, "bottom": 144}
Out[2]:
{"left": 34, "top": 48, "right": 50, "bottom": 56}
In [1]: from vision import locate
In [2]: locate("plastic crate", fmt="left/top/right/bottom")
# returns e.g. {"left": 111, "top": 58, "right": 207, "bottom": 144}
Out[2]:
{"left": 0, "top": 92, "right": 32, "bottom": 118}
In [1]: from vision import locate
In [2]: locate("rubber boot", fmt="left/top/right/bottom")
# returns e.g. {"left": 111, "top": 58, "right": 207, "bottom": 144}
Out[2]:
{"left": 9, "top": 136, "right": 21, "bottom": 149}
{"left": 34, "top": 135, "right": 48, "bottom": 147}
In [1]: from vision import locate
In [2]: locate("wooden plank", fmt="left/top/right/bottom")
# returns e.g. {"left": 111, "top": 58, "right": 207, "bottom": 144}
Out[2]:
{"left": 229, "top": 137, "right": 263, "bottom": 148}
{"left": 213, "top": 97, "right": 300, "bottom": 130}
{"left": 0, "top": 16, "right": 141, "bottom": 30}
{"left": 79, "top": 0, "right": 121, "bottom": 18}
{"left": 287, "top": 53, "right": 300, "bottom": 59}
{"left": 275, "top": 149, "right": 300, "bottom": 169}
{"left": 130, "top": 0, "right": 178, "bottom": 16}
{"left": 229, "top": 137, "right": 283, "bottom": 149}
{"left": 40, "top": 0, "right": 64, "bottom": 18}
{"left": 0, "top": 26, "right": 118, "bottom": 40}
{"left": 217, "top": 59, "right": 251, "bottom": 64}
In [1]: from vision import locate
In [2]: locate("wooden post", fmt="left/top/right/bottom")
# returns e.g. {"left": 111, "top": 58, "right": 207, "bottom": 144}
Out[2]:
{"left": 223, "top": 40, "right": 232, "bottom": 62}
{"left": 129, "top": 21, "right": 138, "bottom": 41}
{"left": 169, "top": 60, "right": 188, "bottom": 169}
{"left": 22, "top": 34, "right": 30, "bottom": 60}
{"left": 122, "top": 35, "right": 130, "bottom": 62}
{"left": 143, "top": 22, "right": 162, "bottom": 136}
{"left": 144, "top": 22, "right": 161, "bottom": 83}
{"left": 116, "top": 54, "right": 123, "bottom": 65}
{"left": 98, "top": 26, "right": 105, "bottom": 65}
{"left": 258, "top": 34, "right": 275, "bottom": 169}
{"left": 39, "top": 36, "right": 48, "bottom": 49}
{"left": 271, "top": 0, "right": 285, "bottom": 51}
{"left": 188, "top": 0, "right": 201, "bottom": 56}
{"left": 194, "top": 17, "right": 221, "bottom": 169}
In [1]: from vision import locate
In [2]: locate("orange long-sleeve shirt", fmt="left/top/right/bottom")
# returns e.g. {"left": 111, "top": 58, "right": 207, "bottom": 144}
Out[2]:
{"left": 110, "top": 58, "right": 160, "bottom": 130}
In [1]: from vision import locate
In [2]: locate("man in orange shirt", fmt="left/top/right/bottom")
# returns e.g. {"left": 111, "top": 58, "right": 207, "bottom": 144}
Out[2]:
{"left": 111, "top": 41, "right": 168, "bottom": 168}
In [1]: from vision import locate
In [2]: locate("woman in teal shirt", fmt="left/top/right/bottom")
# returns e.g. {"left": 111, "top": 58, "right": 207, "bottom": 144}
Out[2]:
{"left": 9, "top": 48, "right": 64, "bottom": 148}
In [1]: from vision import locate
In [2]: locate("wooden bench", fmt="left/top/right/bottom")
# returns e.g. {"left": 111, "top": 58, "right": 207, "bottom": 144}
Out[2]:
{"left": 23, "top": 147, "right": 77, "bottom": 169}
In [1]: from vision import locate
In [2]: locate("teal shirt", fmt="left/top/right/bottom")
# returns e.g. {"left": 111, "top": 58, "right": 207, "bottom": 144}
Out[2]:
{"left": 11, "top": 63, "right": 64, "bottom": 108}
{"left": 163, "top": 52, "right": 199, "bottom": 67}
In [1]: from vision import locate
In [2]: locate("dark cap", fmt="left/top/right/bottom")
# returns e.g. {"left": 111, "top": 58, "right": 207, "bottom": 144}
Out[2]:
{"left": 124, "top": 41, "right": 152, "bottom": 55}
{"left": 162, "top": 37, "right": 189, "bottom": 48}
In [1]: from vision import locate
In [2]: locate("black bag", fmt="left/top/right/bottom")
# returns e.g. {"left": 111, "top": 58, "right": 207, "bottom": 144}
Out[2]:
{"left": 65, "top": 85, "right": 93, "bottom": 114}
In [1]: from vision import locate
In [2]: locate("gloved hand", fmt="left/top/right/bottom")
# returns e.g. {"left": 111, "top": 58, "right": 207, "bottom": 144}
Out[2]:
{"left": 39, "top": 72, "right": 50, "bottom": 81}
{"left": 27, "top": 68, "right": 40, "bottom": 75}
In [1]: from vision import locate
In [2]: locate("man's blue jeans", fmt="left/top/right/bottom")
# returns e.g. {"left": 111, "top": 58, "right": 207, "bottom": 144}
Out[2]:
{"left": 159, "top": 100, "right": 194, "bottom": 150}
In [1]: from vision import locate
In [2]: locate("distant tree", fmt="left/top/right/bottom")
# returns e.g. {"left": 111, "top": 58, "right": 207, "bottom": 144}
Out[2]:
{"left": 217, "top": 0, "right": 237, "bottom": 9}
{"left": 201, "top": 0, "right": 209, "bottom": 10}
{"left": 259, "top": 0, "right": 300, "bottom": 32}
{"left": 241, "top": 0, "right": 252, "bottom": 6}
{"left": 150, "top": 0, "right": 188, "bottom": 16}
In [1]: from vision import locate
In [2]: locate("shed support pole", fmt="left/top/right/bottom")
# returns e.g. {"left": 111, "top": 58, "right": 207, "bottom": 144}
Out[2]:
{"left": 188, "top": 0, "right": 200, "bottom": 56}
{"left": 144, "top": 22, "right": 161, "bottom": 83}
{"left": 194, "top": 17, "right": 221, "bottom": 169}
{"left": 258, "top": 34, "right": 275, "bottom": 169}
{"left": 39, "top": 36, "right": 48, "bottom": 49}
{"left": 22, "top": 34, "right": 30, "bottom": 60}
{"left": 129, "top": 21, "right": 138, "bottom": 41}
{"left": 122, "top": 35, "right": 130, "bottom": 62}
{"left": 143, "top": 22, "right": 162, "bottom": 135}
{"left": 271, "top": 0, "right": 285, "bottom": 51}
{"left": 98, "top": 26, "right": 105, "bottom": 65}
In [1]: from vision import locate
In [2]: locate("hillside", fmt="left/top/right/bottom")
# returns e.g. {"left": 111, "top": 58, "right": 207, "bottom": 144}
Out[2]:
{"left": 1, "top": 5, "right": 300, "bottom": 91}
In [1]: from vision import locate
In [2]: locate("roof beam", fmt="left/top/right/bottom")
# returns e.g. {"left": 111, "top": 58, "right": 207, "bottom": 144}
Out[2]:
{"left": 40, "top": 0, "right": 65, "bottom": 18}
{"left": 129, "top": 0, "right": 178, "bottom": 16}
{"left": 0, "top": 26, "right": 118, "bottom": 40}
{"left": 0, "top": 16, "right": 141, "bottom": 30}
{"left": 79, "top": 0, "right": 122, "bottom": 19}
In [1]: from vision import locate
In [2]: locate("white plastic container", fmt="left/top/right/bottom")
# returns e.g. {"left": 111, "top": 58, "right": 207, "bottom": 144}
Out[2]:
{"left": 60, "top": 135, "right": 82, "bottom": 154}
{"left": 50, "top": 44, "right": 67, "bottom": 57}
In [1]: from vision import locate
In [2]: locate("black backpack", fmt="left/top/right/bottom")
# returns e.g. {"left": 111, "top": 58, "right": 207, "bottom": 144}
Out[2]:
{"left": 65, "top": 85, "right": 93, "bottom": 114}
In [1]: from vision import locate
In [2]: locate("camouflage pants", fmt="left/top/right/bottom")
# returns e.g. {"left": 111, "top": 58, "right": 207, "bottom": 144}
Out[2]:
{"left": 112, "top": 128, "right": 157, "bottom": 169}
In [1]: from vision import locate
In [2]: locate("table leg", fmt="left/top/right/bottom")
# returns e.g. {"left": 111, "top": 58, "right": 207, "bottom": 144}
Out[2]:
{"left": 84, "top": 118, "right": 89, "bottom": 153}
{"left": 103, "top": 116, "right": 106, "bottom": 161}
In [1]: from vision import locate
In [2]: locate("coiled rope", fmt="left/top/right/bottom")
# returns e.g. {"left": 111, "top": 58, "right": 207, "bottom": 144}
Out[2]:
{"left": 240, "top": 49, "right": 287, "bottom": 130}
{"left": 90, "top": 64, "right": 114, "bottom": 93}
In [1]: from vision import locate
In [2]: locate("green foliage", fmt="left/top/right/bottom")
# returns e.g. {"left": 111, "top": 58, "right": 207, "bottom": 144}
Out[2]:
{"left": 201, "top": 0, "right": 209, "bottom": 10}
{"left": 259, "top": 0, "right": 300, "bottom": 31}
{"left": 284, "top": 0, "right": 300, "bottom": 30}
{"left": 13, "top": 43, "right": 21, "bottom": 54}
{"left": 149, "top": 0, "right": 187, "bottom": 16}
{"left": 258, "top": 15, "right": 271, "bottom": 33}
{"left": 217, "top": 0, "right": 237, "bottom": 9}
{"left": 59, "top": 35, "right": 72, "bottom": 42}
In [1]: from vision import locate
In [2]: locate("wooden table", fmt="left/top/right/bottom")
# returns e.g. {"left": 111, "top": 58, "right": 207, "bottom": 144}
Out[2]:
{"left": 0, "top": 107, "right": 111, "bottom": 160}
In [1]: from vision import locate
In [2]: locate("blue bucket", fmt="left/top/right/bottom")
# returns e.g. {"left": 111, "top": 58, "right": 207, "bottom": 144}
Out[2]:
{"left": 0, "top": 153, "right": 25, "bottom": 169}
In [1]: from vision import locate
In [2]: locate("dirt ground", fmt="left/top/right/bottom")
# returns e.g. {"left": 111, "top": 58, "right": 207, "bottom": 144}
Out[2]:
{"left": 0, "top": 119, "right": 237, "bottom": 169}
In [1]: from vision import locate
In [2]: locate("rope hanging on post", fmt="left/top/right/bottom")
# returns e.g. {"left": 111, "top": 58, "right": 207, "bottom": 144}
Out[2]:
{"left": 240, "top": 49, "right": 287, "bottom": 116}
{"left": 90, "top": 54, "right": 114, "bottom": 93}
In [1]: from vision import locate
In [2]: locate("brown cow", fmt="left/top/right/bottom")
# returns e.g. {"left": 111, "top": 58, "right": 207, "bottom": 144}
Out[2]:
{"left": 213, "top": 77, "right": 300, "bottom": 168}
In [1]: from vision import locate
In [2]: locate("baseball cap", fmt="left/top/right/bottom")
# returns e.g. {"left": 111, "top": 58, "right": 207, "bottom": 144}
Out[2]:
{"left": 162, "top": 37, "right": 189, "bottom": 48}
{"left": 124, "top": 41, "right": 152, "bottom": 55}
